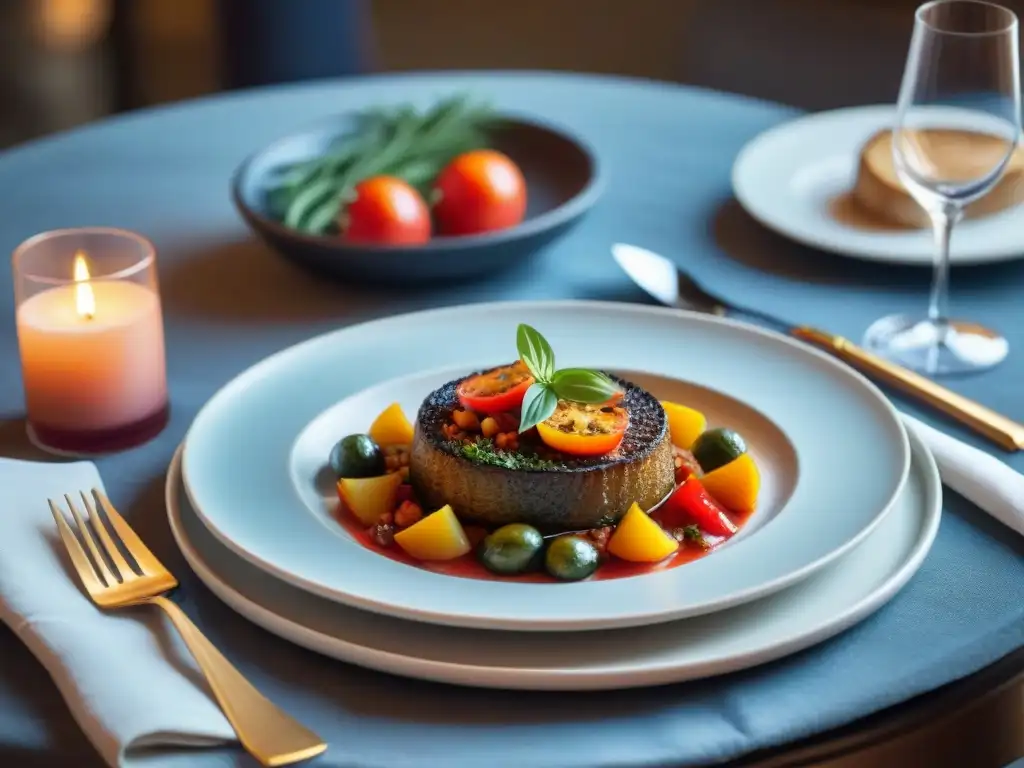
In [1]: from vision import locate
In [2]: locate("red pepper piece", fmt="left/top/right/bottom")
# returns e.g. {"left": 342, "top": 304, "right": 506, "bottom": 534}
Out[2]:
{"left": 658, "top": 478, "right": 738, "bottom": 537}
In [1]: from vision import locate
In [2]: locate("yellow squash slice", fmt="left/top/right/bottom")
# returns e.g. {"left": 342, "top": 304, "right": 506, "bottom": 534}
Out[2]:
{"left": 700, "top": 453, "right": 760, "bottom": 514}
{"left": 661, "top": 401, "right": 707, "bottom": 451}
{"left": 337, "top": 472, "right": 403, "bottom": 526}
{"left": 369, "top": 402, "right": 415, "bottom": 447}
{"left": 607, "top": 502, "right": 679, "bottom": 563}
{"left": 394, "top": 504, "right": 471, "bottom": 561}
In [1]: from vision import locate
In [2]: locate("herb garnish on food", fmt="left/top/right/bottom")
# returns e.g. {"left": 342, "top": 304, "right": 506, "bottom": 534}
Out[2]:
{"left": 266, "top": 94, "right": 497, "bottom": 235}
{"left": 515, "top": 324, "right": 623, "bottom": 433}
{"left": 681, "top": 524, "right": 709, "bottom": 550}
{"left": 461, "top": 438, "right": 558, "bottom": 471}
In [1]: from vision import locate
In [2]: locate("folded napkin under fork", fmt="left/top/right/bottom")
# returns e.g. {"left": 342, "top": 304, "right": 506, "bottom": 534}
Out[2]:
{"left": 0, "top": 457, "right": 235, "bottom": 768}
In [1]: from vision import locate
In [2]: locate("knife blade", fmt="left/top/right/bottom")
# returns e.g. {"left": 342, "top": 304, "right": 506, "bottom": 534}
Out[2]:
{"left": 611, "top": 242, "right": 1024, "bottom": 452}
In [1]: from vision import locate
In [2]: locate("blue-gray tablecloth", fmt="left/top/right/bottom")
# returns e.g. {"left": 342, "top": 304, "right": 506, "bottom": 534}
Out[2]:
{"left": 0, "top": 72, "right": 1021, "bottom": 768}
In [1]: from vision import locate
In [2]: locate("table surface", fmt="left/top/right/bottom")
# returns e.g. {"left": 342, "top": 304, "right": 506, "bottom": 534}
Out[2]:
{"left": 0, "top": 71, "right": 1022, "bottom": 768}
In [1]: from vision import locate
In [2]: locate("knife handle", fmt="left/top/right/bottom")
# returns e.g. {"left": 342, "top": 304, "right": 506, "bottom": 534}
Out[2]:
{"left": 791, "top": 326, "right": 1024, "bottom": 452}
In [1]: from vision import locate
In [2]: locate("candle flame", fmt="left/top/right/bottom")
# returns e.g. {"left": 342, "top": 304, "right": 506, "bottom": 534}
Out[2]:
{"left": 73, "top": 251, "right": 95, "bottom": 320}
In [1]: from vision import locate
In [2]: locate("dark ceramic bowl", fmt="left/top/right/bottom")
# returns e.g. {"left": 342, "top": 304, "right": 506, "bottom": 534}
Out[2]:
{"left": 230, "top": 114, "right": 604, "bottom": 285}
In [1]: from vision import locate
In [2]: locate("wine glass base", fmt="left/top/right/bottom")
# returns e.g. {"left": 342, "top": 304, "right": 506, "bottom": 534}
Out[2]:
{"left": 862, "top": 315, "right": 1008, "bottom": 376}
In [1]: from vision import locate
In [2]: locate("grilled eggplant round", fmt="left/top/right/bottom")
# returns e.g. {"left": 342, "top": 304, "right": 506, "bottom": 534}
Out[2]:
{"left": 408, "top": 369, "right": 675, "bottom": 532}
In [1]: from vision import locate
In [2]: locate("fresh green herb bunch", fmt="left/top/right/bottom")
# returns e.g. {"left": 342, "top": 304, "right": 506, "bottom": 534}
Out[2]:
{"left": 515, "top": 324, "right": 623, "bottom": 433}
{"left": 265, "top": 94, "right": 497, "bottom": 235}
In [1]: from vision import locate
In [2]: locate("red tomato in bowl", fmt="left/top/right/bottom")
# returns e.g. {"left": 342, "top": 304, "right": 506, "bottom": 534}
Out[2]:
{"left": 341, "top": 176, "right": 431, "bottom": 245}
{"left": 433, "top": 150, "right": 527, "bottom": 236}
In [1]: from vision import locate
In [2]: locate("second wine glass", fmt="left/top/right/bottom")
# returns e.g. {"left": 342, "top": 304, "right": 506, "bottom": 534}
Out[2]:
{"left": 863, "top": 0, "right": 1021, "bottom": 375}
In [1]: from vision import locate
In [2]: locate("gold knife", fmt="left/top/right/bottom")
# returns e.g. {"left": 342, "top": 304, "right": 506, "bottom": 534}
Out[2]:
{"left": 611, "top": 242, "right": 1024, "bottom": 451}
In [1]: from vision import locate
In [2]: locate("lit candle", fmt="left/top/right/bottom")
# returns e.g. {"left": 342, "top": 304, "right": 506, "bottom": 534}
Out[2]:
{"left": 13, "top": 228, "right": 169, "bottom": 454}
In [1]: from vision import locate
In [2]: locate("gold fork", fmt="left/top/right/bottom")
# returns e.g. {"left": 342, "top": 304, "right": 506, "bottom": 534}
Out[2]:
{"left": 49, "top": 488, "right": 327, "bottom": 767}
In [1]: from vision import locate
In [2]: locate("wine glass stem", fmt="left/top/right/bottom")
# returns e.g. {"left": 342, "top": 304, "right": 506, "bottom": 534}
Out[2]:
{"left": 927, "top": 206, "right": 960, "bottom": 331}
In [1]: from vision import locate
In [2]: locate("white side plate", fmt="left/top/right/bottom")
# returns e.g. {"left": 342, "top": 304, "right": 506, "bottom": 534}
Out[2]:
{"left": 732, "top": 104, "right": 1024, "bottom": 265}
{"left": 166, "top": 424, "right": 940, "bottom": 691}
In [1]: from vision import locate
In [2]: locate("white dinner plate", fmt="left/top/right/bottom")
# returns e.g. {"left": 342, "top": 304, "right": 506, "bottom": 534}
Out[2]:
{"left": 180, "top": 300, "right": 910, "bottom": 631}
{"left": 167, "top": 424, "right": 940, "bottom": 690}
{"left": 732, "top": 104, "right": 1024, "bottom": 265}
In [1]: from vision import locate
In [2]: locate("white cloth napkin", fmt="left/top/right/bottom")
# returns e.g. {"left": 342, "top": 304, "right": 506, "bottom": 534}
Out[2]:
{"left": 0, "top": 458, "right": 234, "bottom": 768}
{"left": 901, "top": 414, "right": 1024, "bottom": 536}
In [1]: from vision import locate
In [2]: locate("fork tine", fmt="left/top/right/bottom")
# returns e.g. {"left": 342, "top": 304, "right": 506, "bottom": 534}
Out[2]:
{"left": 64, "top": 494, "right": 119, "bottom": 584}
{"left": 91, "top": 488, "right": 166, "bottom": 576}
{"left": 49, "top": 500, "right": 106, "bottom": 593}
{"left": 80, "top": 491, "right": 136, "bottom": 580}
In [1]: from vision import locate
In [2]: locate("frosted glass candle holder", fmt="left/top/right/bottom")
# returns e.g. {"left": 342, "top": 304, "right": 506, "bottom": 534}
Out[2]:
{"left": 13, "top": 227, "right": 169, "bottom": 455}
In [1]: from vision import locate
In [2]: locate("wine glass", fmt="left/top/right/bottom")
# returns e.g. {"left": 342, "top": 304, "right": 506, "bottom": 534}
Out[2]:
{"left": 863, "top": 0, "right": 1021, "bottom": 375}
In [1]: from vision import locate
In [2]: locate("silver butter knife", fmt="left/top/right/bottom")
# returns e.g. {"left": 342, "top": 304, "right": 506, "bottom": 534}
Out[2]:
{"left": 611, "top": 242, "right": 1024, "bottom": 452}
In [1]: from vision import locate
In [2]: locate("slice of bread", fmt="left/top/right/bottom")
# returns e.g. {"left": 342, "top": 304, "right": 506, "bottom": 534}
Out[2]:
{"left": 851, "top": 128, "right": 1024, "bottom": 227}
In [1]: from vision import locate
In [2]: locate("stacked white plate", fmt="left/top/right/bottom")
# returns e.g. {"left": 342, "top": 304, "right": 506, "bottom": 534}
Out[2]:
{"left": 169, "top": 300, "right": 940, "bottom": 690}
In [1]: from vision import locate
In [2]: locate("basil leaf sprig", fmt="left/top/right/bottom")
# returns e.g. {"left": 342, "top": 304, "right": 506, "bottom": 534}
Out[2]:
{"left": 515, "top": 324, "right": 622, "bottom": 432}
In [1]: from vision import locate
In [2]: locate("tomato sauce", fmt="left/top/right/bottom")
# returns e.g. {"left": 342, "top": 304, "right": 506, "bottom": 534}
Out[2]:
{"left": 334, "top": 504, "right": 751, "bottom": 583}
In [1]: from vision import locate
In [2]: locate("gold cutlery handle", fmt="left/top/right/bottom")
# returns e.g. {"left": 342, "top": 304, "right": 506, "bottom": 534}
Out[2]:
{"left": 148, "top": 596, "right": 326, "bottom": 766}
{"left": 791, "top": 326, "right": 1024, "bottom": 452}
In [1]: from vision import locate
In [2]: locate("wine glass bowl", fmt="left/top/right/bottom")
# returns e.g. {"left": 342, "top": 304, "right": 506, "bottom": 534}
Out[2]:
{"left": 863, "top": 0, "right": 1022, "bottom": 375}
{"left": 895, "top": 118, "right": 1018, "bottom": 207}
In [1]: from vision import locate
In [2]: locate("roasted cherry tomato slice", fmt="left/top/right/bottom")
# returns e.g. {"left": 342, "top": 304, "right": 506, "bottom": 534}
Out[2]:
{"left": 658, "top": 478, "right": 737, "bottom": 537}
{"left": 456, "top": 361, "right": 534, "bottom": 414}
{"left": 536, "top": 402, "right": 629, "bottom": 457}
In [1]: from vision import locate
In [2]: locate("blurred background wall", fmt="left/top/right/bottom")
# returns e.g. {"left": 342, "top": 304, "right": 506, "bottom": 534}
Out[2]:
{"left": 3, "top": 0, "right": 1023, "bottom": 150}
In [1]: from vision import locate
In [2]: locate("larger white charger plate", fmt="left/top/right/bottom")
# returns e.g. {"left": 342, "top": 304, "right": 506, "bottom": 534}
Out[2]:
{"left": 166, "top": 422, "right": 940, "bottom": 691}
{"left": 732, "top": 104, "right": 1024, "bottom": 265}
{"left": 181, "top": 301, "right": 910, "bottom": 632}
